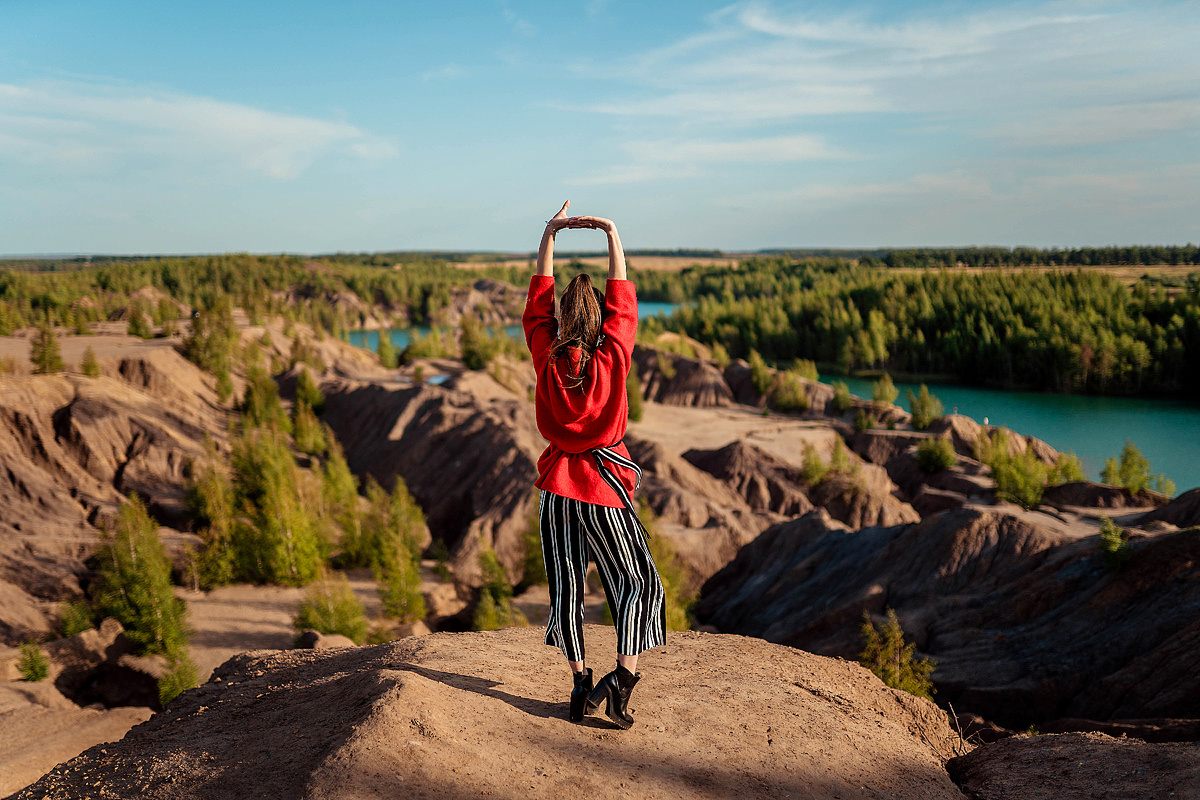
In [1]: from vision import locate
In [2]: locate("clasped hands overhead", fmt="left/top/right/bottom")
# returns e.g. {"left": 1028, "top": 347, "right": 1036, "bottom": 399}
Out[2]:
{"left": 545, "top": 200, "right": 615, "bottom": 235}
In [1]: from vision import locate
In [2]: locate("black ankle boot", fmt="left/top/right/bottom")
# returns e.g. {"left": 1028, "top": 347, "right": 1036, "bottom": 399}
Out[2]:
{"left": 569, "top": 668, "right": 594, "bottom": 722}
{"left": 585, "top": 664, "right": 640, "bottom": 729}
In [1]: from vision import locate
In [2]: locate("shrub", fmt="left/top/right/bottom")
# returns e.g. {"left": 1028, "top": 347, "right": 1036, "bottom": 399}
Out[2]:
{"left": 343, "top": 475, "right": 425, "bottom": 570}
{"left": 377, "top": 332, "right": 399, "bottom": 369}
{"left": 473, "top": 545, "right": 527, "bottom": 631}
{"left": 915, "top": 438, "right": 957, "bottom": 473}
{"left": 907, "top": 384, "right": 944, "bottom": 430}
{"left": 520, "top": 491, "right": 547, "bottom": 588}
{"left": 292, "top": 398, "right": 326, "bottom": 456}
{"left": 830, "top": 437, "right": 852, "bottom": 474}
{"left": 377, "top": 544, "right": 426, "bottom": 624}
{"left": 710, "top": 342, "right": 731, "bottom": 369}
{"left": 229, "top": 428, "right": 324, "bottom": 585}
{"left": 641, "top": 503, "right": 694, "bottom": 631}
{"left": 80, "top": 346, "right": 100, "bottom": 378}
{"left": 859, "top": 608, "right": 935, "bottom": 700}
{"left": 854, "top": 408, "right": 874, "bottom": 432}
{"left": 72, "top": 307, "right": 91, "bottom": 336}
{"left": 58, "top": 600, "right": 95, "bottom": 638}
{"left": 402, "top": 326, "right": 456, "bottom": 363}
{"left": 158, "top": 652, "right": 199, "bottom": 705}
{"left": 832, "top": 381, "right": 854, "bottom": 414}
{"left": 872, "top": 373, "right": 898, "bottom": 407}
{"left": 18, "top": 642, "right": 49, "bottom": 682}
{"left": 1098, "top": 516, "right": 1132, "bottom": 570}
{"left": 656, "top": 352, "right": 677, "bottom": 380}
{"left": 977, "top": 429, "right": 1049, "bottom": 508}
{"left": 772, "top": 372, "right": 809, "bottom": 413}
{"left": 294, "top": 368, "right": 325, "bottom": 414}
{"left": 127, "top": 307, "right": 153, "bottom": 340}
{"left": 1048, "top": 452, "right": 1087, "bottom": 484}
{"left": 183, "top": 301, "right": 237, "bottom": 400}
{"left": 1101, "top": 439, "right": 1175, "bottom": 495}
{"left": 626, "top": 369, "right": 644, "bottom": 422}
{"left": 791, "top": 359, "right": 819, "bottom": 382}
{"left": 94, "top": 498, "right": 192, "bottom": 657}
{"left": 801, "top": 442, "right": 829, "bottom": 485}
{"left": 748, "top": 350, "right": 773, "bottom": 398}
{"left": 240, "top": 366, "right": 292, "bottom": 434}
{"left": 30, "top": 318, "right": 65, "bottom": 374}
{"left": 294, "top": 575, "right": 369, "bottom": 644}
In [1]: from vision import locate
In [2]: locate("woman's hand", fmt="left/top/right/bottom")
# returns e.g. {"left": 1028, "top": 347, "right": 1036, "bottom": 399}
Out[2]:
{"left": 545, "top": 200, "right": 572, "bottom": 234}
{"left": 567, "top": 215, "right": 615, "bottom": 234}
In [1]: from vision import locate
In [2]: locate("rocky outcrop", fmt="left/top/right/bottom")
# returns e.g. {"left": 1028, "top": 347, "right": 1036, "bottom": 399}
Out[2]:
{"left": 698, "top": 505, "right": 1200, "bottom": 729}
{"left": 436, "top": 279, "right": 526, "bottom": 327}
{"left": 0, "top": 349, "right": 228, "bottom": 645}
{"left": 1042, "top": 481, "right": 1170, "bottom": 511}
{"left": 682, "top": 441, "right": 812, "bottom": 517}
{"left": 318, "top": 376, "right": 544, "bottom": 585}
{"left": 632, "top": 345, "right": 736, "bottom": 408}
{"left": 1138, "top": 487, "right": 1200, "bottom": 528}
{"left": 947, "top": 732, "right": 1200, "bottom": 800}
{"left": 12, "top": 626, "right": 966, "bottom": 800}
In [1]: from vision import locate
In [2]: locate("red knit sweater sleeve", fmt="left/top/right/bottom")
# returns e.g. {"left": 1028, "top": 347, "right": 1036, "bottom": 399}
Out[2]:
{"left": 601, "top": 279, "right": 637, "bottom": 360}
{"left": 522, "top": 275, "right": 557, "bottom": 372}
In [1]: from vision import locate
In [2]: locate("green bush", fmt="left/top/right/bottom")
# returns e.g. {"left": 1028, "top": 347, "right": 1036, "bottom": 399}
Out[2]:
{"left": 72, "top": 307, "right": 91, "bottom": 336}
{"left": 377, "top": 332, "right": 399, "bottom": 369}
{"left": 977, "top": 429, "right": 1049, "bottom": 508}
{"left": 626, "top": 369, "right": 644, "bottom": 422}
{"left": 58, "top": 600, "right": 94, "bottom": 638}
{"left": 294, "top": 575, "right": 369, "bottom": 644}
{"left": 294, "top": 368, "right": 325, "bottom": 414}
{"left": 402, "top": 326, "right": 456, "bottom": 363}
{"left": 30, "top": 319, "right": 65, "bottom": 374}
{"left": 907, "top": 384, "right": 944, "bottom": 430}
{"left": 158, "top": 652, "right": 199, "bottom": 706}
{"left": 1048, "top": 452, "right": 1087, "bottom": 484}
{"left": 1098, "top": 516, "right": 1132, "bottom": 570}
{"left": 791, "top": 358, "right": 819, "bottom": 382}
{"left": 377, "top": 544, "right": 426, "bottom": 624}
{"left": 748, "top": 350, "right": 773, "bottom": 398}
{"left": 292, "top": 399, "right": 326, "bottom": 456}
{"left": 127, "top": 307, "right": 153, "bottom": 339}
{"left": 830, "top": 437, "right": 852, "bottom": 474}
{"left": 81, "top": 346, "right": 100, "bottom": 378}
{"left": 854, "top": 408, "right": 874, "bottom": 432}
{"left": 18, "top": 642, "right": 49, "bottom": 682}
{"left": 1101, "top": 439, "right": 1175, "bottom": 495}
{"left": 229, "top": 428, "right": 325, "bottom": 586}
{"left": 832, "top": 381, "right": 854, "bottom": 414}
{"left": 915, "top": 438, "right": 957, "bottom": 473}
{"left": 859, "top": 608, "right": 935, "bottom": 700}
{"left": 710, "top": 342, "right": 731, "bottom": 369}
{"left": 872, "top": 373, "right": 898, "bottom": 406}
{"left": 801, "top": 442, "right": 829, "bottom": 485}
{"left": 240, "top": 366, "right": 292, "bottom": 434}
{"left": 94, "top": 498, "right": 192, "bottom": 657}
{"left": 473, "top": 545, "right": 527, "bottom": 631}
{"left": 772, "top": 372, "right": 809, "bottom": 413}
{"left": 640, "top": 503, "right": 694, "bottom": 631}
{"left": 656, "top": 352, "right": 677, "bottom": 380}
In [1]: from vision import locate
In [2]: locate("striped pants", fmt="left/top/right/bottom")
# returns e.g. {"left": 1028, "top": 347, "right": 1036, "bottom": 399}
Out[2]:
{"left": 539, "top": 491, "right": 667, "bottom": 662}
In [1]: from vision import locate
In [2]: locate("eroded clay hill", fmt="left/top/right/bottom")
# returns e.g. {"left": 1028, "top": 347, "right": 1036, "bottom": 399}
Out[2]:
{"left": 697, "top": 504, "right": 1200, "bottom": 729}
{"left": 11, "top": 626, "right": 967, "bottom": 800}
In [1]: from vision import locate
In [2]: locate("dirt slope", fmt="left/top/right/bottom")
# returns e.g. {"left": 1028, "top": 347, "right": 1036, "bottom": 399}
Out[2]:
{"left": 698, "top": 505, "right": 1200, "bottom": 728}
{"left": 10, "top": 626, "right": 966, "bottom": 800}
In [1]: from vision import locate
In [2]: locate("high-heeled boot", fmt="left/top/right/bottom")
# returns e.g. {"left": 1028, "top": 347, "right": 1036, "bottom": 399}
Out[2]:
{"left": 569, "top": 668, "right": 594, "bottom": 722}
{"left": 585, "top": 663, "right": 640, "bottom": 729}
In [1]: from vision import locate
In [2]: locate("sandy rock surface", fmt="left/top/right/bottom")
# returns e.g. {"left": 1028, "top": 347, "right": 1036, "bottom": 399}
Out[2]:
{"left": 11, "top": 626, "right": 967, "bottom": 800}
{"left": 0, "top": 682, "right": 151, "bottom": 797}
{"left": 947, "top": 732, "right": 1200, "bottom": 800}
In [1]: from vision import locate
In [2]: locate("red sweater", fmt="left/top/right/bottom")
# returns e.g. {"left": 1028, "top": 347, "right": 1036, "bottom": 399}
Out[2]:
{"left": 522, "top": 275, "right": 639, "bottom": 508}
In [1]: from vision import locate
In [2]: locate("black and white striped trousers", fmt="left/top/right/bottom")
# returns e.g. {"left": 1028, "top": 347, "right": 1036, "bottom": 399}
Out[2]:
{"left": 539, "top": 491, "right": 667, "bottom": 662}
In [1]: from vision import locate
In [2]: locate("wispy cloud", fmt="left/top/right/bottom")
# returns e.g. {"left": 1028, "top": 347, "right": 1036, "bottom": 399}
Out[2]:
{"left": 0, "top": 80, "right": 396, "bottom": 180}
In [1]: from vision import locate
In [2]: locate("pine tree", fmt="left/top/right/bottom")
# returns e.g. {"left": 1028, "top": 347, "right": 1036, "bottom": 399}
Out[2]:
{"left": 872, "top": 373, "right": 898, "bottom": 406}
{"left": 81, "top": 346, "right": 100, "bottom": 378}
{"left": 30, "top": 318, "right": 65, "bottom": 374}
{"left": 859, "top": 608, "right": 935, "bottom": 699}
{"left": 907, "top": 384, "right": 944, "bottom": 430}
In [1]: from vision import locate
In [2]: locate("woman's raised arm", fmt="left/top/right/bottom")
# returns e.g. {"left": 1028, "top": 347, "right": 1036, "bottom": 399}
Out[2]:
{"left": 536, "top": 200, "right": 572, "bottom": 277}
{"left": 568, "top": 215, "right": 626, "bottom": 281}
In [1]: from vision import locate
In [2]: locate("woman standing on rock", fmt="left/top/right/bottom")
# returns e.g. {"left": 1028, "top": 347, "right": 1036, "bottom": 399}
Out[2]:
{"left": 522, "top": 200, "right": 666, "bottom": 729}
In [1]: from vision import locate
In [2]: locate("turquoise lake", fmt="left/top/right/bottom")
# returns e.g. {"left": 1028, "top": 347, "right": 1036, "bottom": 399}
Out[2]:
{"left": 347, "top": 299, "right": 1200, "bottom": 494}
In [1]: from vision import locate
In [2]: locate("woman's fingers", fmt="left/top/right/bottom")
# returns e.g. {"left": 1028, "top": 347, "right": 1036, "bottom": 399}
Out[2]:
{"left": 552, "top": 200, "right": 571, "bottom": 219}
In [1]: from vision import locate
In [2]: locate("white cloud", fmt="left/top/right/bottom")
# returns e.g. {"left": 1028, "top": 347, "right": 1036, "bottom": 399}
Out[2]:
{"left": 0, "top": 81, "right": 396, "bottom": 180}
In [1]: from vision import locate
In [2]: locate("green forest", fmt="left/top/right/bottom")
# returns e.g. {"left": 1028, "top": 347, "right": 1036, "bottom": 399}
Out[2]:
{"left": 3, "top": 245, "right": 1199, "bottom": 397}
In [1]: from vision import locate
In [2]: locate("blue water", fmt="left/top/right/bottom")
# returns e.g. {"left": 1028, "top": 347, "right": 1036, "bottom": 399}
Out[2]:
{"left": 346, "top": 301, "right": 680, "bottom": 353}
{"left": 831, "top": 375, "right": 1200, "bottom": 494}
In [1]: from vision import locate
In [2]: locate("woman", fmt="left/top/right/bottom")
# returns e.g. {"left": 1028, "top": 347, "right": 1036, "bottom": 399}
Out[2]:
{"left": 521, "top": 200, "right": 666, "bottom": 729}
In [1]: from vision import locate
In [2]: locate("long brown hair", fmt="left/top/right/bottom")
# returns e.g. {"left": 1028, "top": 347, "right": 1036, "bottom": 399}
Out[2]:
{"left": 554, "top": 273, "right": 603, "bottom": 390}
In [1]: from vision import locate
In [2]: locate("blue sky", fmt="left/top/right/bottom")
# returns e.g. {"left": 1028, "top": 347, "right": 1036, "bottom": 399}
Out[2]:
{"left": 2, "top": 0, "right": 1198, "bottom": 253}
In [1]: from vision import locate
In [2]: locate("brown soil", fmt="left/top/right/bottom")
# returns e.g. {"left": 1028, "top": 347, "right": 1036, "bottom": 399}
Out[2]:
{"left": 12, "top": 626, "right": 966, "bottom": 800}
